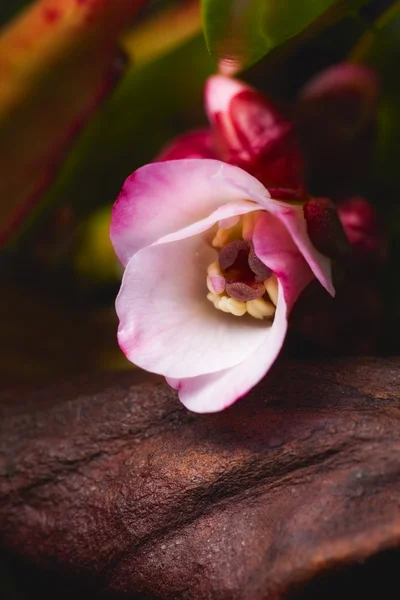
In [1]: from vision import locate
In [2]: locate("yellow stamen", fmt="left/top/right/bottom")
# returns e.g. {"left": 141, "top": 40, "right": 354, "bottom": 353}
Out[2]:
{"left": 265, "top": 274, "right": 278, "bottom": 306}
{"left": 206, "top": 212, "right": 278, "bottom": 321}
{"left": 246, "top": 298, "right": 276, "bottom": 320}
{"left": 207, "top": 292, "right": 247, "bottom": 316}
{"left": 242, "top": 212, "right": 258, "bottom": 240}
{"left": 211, "top": 228, "right": 230, "bottom": 248}
{"left": 211, "top": 221, "right": 243, "bottom": 248}
{"left": 207, "top": 291, "right": 221, "bottom": 309}
{"left": 218, "top": 296, "right": 247, "bottom": 316}
{"left": 207, "top": 261, "right": 223, "bottom": 277}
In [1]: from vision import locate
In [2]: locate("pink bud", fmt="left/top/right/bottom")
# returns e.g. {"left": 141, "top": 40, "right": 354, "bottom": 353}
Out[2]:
{"left": 296, "top": 63, "right": 379, "bottom": 195}
{"left": 156, "top": 129, "right": 218, "bottom": 161}
{"left": 337, "top": 196, "right": 388, "bottom": 266}
{"left": 299, "top": 63, "right": 378, "bottom": 136}
{"left": 303, "top": 197, "right": 350, "bottom": 259}
{"left": 206, "top": 75, "right": 305, "bottom": 198}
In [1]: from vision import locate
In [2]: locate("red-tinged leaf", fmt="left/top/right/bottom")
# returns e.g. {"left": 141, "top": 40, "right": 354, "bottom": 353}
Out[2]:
{"left": 0, "top": 0, "right": 146, "bottom": 246}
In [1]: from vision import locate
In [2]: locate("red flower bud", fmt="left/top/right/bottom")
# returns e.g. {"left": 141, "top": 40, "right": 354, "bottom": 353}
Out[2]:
{"left": 157, "top": 129, "right": 218, "bottom": 161}
{"left": 206, "top": 75, "right": 305, "bottom": 198}
{"left": 296, "top": 63, "right": 379, "bottom": 196}
{"left": 303, "top": 197, "right": 350, "bottom": 260}
{"left": 337, "top": 196, "right": 388, "bottom": 267}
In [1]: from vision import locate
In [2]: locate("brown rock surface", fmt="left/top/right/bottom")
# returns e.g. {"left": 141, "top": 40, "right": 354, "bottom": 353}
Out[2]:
{"left": 1, "top": 358, "right": 400, "bottom": 599}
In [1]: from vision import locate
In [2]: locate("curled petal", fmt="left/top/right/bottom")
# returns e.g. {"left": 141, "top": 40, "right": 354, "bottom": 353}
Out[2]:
{"left": 252, "top": 212, "right": 315, "bottom": 311}
{"left": 259, "top": 200, "right": 335, "bottom": 297}
{"left": 156, "top": 129, "right": 218, "bottom": 161}
{"left": 117, "top": 235, "right": 270, "bottom": 379}
{"left": 154, "top": 199, "right": 260, "bottom": 246}
{"left": 167, "top": 284, "right": 287, "bottom": 413}
{"left": 110, "top": 159, "right": 269, "bottom": 266}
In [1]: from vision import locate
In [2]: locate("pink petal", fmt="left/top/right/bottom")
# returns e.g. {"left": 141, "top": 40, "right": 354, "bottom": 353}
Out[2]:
{"left": 206, "top": 75, "right": 288, "bottom": 161}
{"left": 205, "top": 75, "right": 305, "bottom": 196}
{"left": 116, "top": 234, "right": 270, "bottom": 379}
{"left": 167, "top": 284, "right": 287, "bottom": 413}
{"left": 205, "top": 75, "right": 248, "bottom": 124}
{"left": 258, "top": 200, "right": 335, "bottom": 297}
{"left": 156, "top": 129, "right": 218, "bottom": 161}
{"left": 252, "top": 211, "right": 315, "bottom": 311}
{"left": 110, "top": 159, "right": 269, "bottom": 266}
{"left": 154, "top": 199, "right": 259, "bottom": 245}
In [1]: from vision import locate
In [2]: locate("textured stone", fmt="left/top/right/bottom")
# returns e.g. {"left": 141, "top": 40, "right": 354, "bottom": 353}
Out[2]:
{"left": 1, "top": 358, "right": 400, "bottom": 598}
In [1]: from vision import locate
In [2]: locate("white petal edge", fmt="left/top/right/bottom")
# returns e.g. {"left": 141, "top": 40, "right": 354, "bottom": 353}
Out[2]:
{"left": 111, "top": 159, "right": 270, "bottom": 266}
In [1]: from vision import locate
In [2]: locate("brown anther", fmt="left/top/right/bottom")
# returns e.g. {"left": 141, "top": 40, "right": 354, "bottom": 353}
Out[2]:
{"left": 225, "top": 281, "right": 266, "bottom": 302}
{"left": 248, "top": 245, "right": 272, "bottom": 281}
{"left": 218, "top": 240, "right": 250, "bottom": 272}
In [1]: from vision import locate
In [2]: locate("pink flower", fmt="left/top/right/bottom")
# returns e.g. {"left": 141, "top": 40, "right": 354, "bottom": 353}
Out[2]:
{"left": 111, "top": 158, "right": 334, "bottom": 413}
{"left": 158, "top": 75, "right": 305, "bottom": 200}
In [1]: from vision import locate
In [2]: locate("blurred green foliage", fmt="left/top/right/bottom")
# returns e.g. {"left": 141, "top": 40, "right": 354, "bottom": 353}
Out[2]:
{"left": 0, "top": 0, "right": 151, "bottom": 245}
{"left": 35, "top": 34, "right": 213, "bottom": 232}
{"left": 353, "top": 2, "right": 400, "bottom": 201}
{"left": 0, "top": 0, "right": 31, "bottom": 26}
{"left": 202, "top": 0, "right": 373, "bottom": 72}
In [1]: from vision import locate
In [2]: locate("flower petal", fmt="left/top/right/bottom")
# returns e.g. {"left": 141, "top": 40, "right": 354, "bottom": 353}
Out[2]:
{"left": 205, "top": 75, "right": 248, "bottom": 118}
{"left": 154, "top": 199, "right": 259, "bottom": 245}
{"left": 156, "top": 129, "right": 218, "bottom": 161}
{"left": 110, "top": 159, "right": 269, "bottom": 266}
{"left": 205, "top": 74, "right": 289, "bottom": 162}
{"left": 116, "top": 234, "right": 271, "bottom": 379}
{"left": 252, "top": 211, "right": 315, "bottom": 310}
{"left": 167, "top": 284, "right": 287, "bottom": 413}
{"left": 252, "top": 199, "right": 335, "bottom": 297}
{"left": 205, "top": 75, "right": 305, "bottom": 196}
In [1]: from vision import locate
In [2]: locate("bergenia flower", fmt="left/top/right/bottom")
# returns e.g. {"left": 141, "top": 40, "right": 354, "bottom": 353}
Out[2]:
{"left": 111, "top": 158, "right": 334, "bottom": 413}
{"left": 159, "top": 75, "right": 305, "bottom": 200}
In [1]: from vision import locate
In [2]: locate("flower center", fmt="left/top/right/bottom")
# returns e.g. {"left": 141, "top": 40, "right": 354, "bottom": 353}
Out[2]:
{"left": 206, "top": 213, "right": 278, "bottom": 319}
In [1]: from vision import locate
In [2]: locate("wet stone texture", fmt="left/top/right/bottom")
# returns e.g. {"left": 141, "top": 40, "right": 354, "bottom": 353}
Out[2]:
{"left": 1, "top": 358, "right": 400, "bottom": 599}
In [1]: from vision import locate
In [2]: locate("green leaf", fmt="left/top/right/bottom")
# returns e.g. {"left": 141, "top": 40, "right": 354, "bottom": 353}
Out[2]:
{"left": 20, "top": 32, "right": 214, "bottom": 247}
{"left": 202, "top": 0, "right": 371, "bottom": 72}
